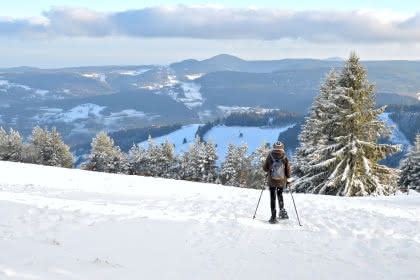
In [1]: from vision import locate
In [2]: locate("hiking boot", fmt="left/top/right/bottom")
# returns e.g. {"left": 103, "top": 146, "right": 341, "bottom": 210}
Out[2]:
{"left": 279, "top": 208, "right": 289, "bottom": 219}
{"left": 269, "top": 211, "right": 278, "bottom": 224}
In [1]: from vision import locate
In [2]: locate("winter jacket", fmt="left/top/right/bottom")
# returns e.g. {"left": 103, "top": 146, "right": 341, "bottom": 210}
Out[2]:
{"left": 263, "top": 150, "right": 291, "bottom": 188}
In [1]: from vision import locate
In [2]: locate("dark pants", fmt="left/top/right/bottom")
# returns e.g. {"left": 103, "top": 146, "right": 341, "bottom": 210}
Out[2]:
{"left": 269, "top": 187, "right": 284, "bottom": 214}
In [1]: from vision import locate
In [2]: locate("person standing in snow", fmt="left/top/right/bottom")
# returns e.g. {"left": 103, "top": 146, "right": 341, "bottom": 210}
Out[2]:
{"left": 263, "top": 141, "right": 291, "bottom": 224}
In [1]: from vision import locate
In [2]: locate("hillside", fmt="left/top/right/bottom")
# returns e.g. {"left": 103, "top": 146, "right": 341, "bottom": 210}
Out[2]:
{"left": 0, "top": 161, "right": 419, "bottom": 280}
{"left": 1, "top": 55, "right": 419, "bottom": 146}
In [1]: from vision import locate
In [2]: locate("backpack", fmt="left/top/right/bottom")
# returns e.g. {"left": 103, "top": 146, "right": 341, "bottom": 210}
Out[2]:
{"left": 270, "top": 153, "right": 286, "bottom": 183}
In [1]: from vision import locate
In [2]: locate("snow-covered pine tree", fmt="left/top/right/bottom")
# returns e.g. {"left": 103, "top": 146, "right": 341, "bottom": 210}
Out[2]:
{"left": 86, "top": 131, "right": 123, "bottom": 173}
{"left": 220, "top": 142, "right": 249, "bottom": 187}
{"left": 293, "top": 71, "right": 337, "bottom": 178}
{"left": 293, "top": 52, "right": 401, "bottom": 196}
{"left": 249, "top": 141, "right": 270, "bottom": 189}
{"left": 399, "top": 133, "right": 420, "bottom": 190}
{"left": 28, "top": 126, "right": 73, "bottom": 168}
{"left": 220, "top": 142, "right": 239, "bottom": 186}
{"left": 0, "top": 127, "right": 6, "bottom": 159}
{"left": 181, "top": 135, "right": 201, "bottom": 181}
{"left": 0, "top": 127, "right": 24, "bottom": 162}
{"left": 49, "top": 127, "right": 74, "bottom": 168}
{"left": 127, "top": 144, "right": 146, "bottom": 175}
{"left": 144, "top": 135, "right": 159, "bottom": 177}
{"left": 204, "top": 138, "right": 218, "bottom": 183}
{"left": 198, "top": 142, "right": 208, "bottom": 182}
{"left": 237, "top": 143, "right": 250, "bottom": 187}
{"left": 159, "top": 138, "right": 175, "bottom": 178}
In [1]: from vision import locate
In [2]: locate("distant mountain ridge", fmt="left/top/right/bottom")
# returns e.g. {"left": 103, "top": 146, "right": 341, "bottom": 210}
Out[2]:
{"left": 1, "top": 54, "right": 419, "bottom": 149}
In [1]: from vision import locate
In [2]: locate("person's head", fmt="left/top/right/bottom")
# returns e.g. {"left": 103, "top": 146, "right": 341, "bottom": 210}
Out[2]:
{"left": 272, "top": 141, "right": 284, "bottom": 152}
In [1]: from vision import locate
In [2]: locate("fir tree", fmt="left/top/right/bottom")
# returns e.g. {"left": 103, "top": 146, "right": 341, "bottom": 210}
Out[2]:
{"left": 28, "top": 126, "right": 73, "bottom": 168}
{"left": 204, "top": 138, "right": 218, "bottom": 183}
{"left": 237, "top": 143, "right": 250, "bottom": 187}
{"left": 249, "top": 141, "right": 270, "bottom": 189}
{"left": 399, "top": 133, "right": 420, "bottom": 190}
{"left": 86, "top": 131, "right": 123, "bottom": 173}
{"left": 293, "top": 52, "right": 401, "bottom": 196}
{"left": 181, "top": 135, "right": 201, "bottom": 181}
{"left": 293, "top": 71, "right": 337, "bottom": 178}
{"left": 198, "top": 142, "right": 208, "bottom": 182}
{"left": 128, "top": 144, "right": 147, "bottom": 175}
{"left": 159, "top": 138, "right": 175, "bottom": 178}
{"left": 220, "top": 142, "right": 239, "bottom": 186}
{"left": 0, "top": 127, "right": 24, "bottom": 162}
{"left": 220, "top": 142, "right": 249, "bottom": 187}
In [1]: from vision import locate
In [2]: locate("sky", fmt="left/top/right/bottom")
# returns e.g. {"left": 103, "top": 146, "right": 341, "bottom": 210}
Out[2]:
{"left": 1, "top": 0, "right": 420, "bottom": 67}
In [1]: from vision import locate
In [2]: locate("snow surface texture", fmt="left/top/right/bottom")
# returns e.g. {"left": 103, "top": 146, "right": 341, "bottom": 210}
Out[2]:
{"left": 0, "top": 161, "right": 419, "bottom": 280}
{"left": 138, "top": 124, "right": 294, "bottom": 162}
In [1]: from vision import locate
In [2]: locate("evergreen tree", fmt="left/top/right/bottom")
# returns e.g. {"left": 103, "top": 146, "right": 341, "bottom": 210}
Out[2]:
{"left": 293, "top": 71, "right": 337, "bottom": 178}
{"left": 86, "top": 131, "right": 123, "bottom": 173}
{"left": 204, "top": 138, "right": 218, "bottom": 183}
{"left": 220, "top": 143, "right": 239, "bottom": 186}
{"left": 144, "top": 135, "right": 158, "bottom": 176}
{"left": 237, "top": 143, "right": 250, "bottom": 187}
{"left": 181, "top": 135, "right": 201, "bottom": 181}
{"left": 198, "top": 142, "right": 208, "bottom": 182}
{"left": 0, "top": 127, "right": 24, "bottom": 162}
{"left": 128, "top": 144, "right": 147, "bottom": 175}
{"left": 399, "top": 133, "right": 420, "bottom": 190}
{"left": 249, "top": 141, "right": 270, "bottom": 189}
{"left": 220, "top": 142, "right": 249, "bottom": 187}
{"left": 159, "top": 138, "right": 175, "bottom": 178}
{"left": 293, "top": 52, "right": 401, "bottom": 196}
{"left": 28, "top": 126, "right": 73, "bottom": 168}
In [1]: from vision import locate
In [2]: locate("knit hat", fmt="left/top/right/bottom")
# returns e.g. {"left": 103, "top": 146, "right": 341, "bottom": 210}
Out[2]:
{"left": 273, "top": 141, "right": 284, "bottom": 151}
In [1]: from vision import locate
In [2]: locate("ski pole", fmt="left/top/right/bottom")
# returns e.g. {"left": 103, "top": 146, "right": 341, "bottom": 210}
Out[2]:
{"left": 288, "top": 184, "right": 302, "bottom": 226}
{"left": 253, "top": 176, "right": 268, "bottom": 219}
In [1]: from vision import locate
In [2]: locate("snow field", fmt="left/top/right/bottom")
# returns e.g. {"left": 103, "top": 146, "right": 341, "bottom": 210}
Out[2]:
{"left": 0, "top": 161, "right": 419, "bottom": 280}
{"left": 203, "top": 125, "right": 295, "bottom": 162}
{"left": 139, "top": 124, "right": 295, "bottom": 162}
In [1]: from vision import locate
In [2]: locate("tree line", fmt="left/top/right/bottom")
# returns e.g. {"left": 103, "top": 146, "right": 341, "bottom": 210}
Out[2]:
{"left": 1, "top": 52, "right": 419, "bottom": 195}
{"left": 82, "top": 131, "right": 271, "bottom": 189}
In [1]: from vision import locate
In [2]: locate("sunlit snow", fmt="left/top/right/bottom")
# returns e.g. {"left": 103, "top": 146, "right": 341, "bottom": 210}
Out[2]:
{"left": 0, "top": 161, "right": 419, "bottom": 280}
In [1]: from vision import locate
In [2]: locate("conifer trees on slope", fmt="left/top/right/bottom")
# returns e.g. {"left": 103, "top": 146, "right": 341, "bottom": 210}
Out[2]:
{"left": 0, "top": 127, "right": 24, "bottom": 162}
{"left": 293, "top": 52, "right": 401, "bottom": 196}
{"left": 0, "top": 126, "right": 73, "bottom": 167}
{"left": 399, "top": 134, "right": 420, "bottom": 190}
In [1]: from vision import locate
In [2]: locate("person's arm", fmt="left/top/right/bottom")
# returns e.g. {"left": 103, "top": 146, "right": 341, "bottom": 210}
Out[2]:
{"left": 284, "top": 156, "right": 292, "bottom": 179}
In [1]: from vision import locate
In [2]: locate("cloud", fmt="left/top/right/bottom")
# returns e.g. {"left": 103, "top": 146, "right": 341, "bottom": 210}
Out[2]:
{"left": 1, "top": 6, "right": 420, "bottom": 43}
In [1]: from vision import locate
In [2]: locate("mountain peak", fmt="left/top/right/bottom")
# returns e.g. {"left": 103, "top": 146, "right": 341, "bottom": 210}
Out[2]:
{"left": 203, "top": 54, "right": 245, "bottom": 64}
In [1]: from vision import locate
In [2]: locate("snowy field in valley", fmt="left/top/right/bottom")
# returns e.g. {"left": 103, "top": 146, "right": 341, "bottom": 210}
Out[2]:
{"left": 202, "top": 125, "right": 295, "bottom": 162}
{"left": 139, "top": 124, "right": 295, "bottom": 161}
{"left": 0, "top": 161, "right": 419, "bottom": 280}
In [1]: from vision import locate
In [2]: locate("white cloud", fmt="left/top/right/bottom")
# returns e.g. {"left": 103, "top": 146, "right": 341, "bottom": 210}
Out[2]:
{"left": 0, "top": 6, "right": 419, "bottom": 43}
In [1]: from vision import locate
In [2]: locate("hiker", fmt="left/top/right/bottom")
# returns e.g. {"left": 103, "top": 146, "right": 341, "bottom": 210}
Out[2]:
{"left": 263, "top": 141, "right": 291, "bottom": 224}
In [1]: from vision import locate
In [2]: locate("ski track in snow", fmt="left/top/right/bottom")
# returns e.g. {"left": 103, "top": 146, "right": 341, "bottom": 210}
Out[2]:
{"left": 0, "top": 161, "right": 419, "bottom": 280}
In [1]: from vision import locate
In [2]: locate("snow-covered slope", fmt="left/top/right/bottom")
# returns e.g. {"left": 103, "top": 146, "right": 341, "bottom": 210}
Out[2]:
{"left": 0, "top": 161, "right": 419, "bottom": 280}
{"left": 379, "top": 112, "right": 410, "bottom": 145}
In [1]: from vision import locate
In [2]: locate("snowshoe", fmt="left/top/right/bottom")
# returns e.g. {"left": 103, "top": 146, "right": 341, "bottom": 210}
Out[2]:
{"left": 279, "top": 208, "right": 289, "bottom": 220}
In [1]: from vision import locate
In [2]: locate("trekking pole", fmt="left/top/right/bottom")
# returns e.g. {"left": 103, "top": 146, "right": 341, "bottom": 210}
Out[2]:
{"left": 288, "top": 184, "right": 302, "bottom": 226}
{"left": 252, "top": 175, "right": 268, "bottom": 219}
